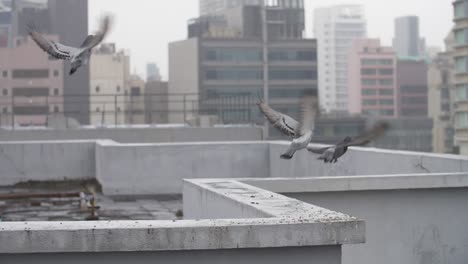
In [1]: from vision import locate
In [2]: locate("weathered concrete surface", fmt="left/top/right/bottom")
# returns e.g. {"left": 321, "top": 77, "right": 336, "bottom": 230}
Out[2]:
{"left": 0, "top": 126, "right": 263, "bottom": 143}
{"left": 244, "top": 174, "right": 468, "bottom": 264}
{"left": 96, "top": 141, "right": 270, "bottom": 195}
{"left": 270, "top": 142, "right": 468, "bottom": 178}
{"left": 0, "top": 140, "right": 95, "bottom": 186}
{"left": 0, "top": 179, "right": 364, "bottom": 255}
{"left": 0, "top": 246, "right": 341, "bottom": 264}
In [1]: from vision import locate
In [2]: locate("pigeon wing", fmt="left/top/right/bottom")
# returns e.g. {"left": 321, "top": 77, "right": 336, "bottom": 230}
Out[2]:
{"left": 296, "top": 90, "right": 318, "bottom": 135}
{"left": 344, "top": 121, "right": 390, "bottom": 147}
{"left": 83, "top": 15, "right": 112, "bottom": 50}
{"left": 27, "top": 24, "right": 78, "bottom": 60}
{"left": 257, "top": 99, "right": 299, "bottom": 138}
{"left": 306, "top": 146, "right": 330, "bottom": 154}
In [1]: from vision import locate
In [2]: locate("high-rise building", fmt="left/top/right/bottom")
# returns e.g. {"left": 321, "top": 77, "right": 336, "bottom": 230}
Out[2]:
{"left": 392, "top": 16, "right": 426, "bottom": 59}
{"left": 0, "top": 35, "right": 64, "bottom": 126}
{"left": 199, "top": 0, "right": 262, "bottom": 16}
{"left": 452, "top": 0, "right": 468, "bottom": 154}
{"left": 146, "top": 63, "right": 161, "bottom": 82}
{"left": 428, "top": 32, "right": 455, "bottom": 154}
{"left": 89, "top": 43, "right": 130, "bottom": 126}
{"left": 48, "top": 0, "right": 89, "bottom": 124}
{"left": 314, "top": 5, "right": 367, "bottom": 113}
{"left": 396, "top": 59, "right": 428, "bottom": 117}
{"left": 348, "top": 38, "right": 397, "bottom": 117}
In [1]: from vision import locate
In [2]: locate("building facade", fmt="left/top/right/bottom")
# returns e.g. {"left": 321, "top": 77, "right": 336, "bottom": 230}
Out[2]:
{"left": 89, "top": 43, "right": 130, "bottom": 126}
{"left": 348, "top": 38, "right": 397, "bottom": 117}
{"left": 145, "top": 80, "right": 168, "bottom": 124}
{"left": 396, "top": 59, "right": 428, "bottom": 117}
{"left": 392, "top": 16, "right": 426, "bottom": 58}
{"left": 452, "top": 0, "right": 468, "bottom": 154}
{"left": 0, "top": 35, "right": 64, "bottom": 126}
{"left": 314, "top": 5, "right": 366, "bottom": 113}
{"left": 169, "top": 37, "right": 317, "bottom": 126}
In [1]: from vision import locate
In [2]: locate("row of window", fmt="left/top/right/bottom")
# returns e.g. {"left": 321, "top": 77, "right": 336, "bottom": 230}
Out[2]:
{"left": 362, "top": 109, "right": 394, "bottom": 116}
{"left": 205, "top": 69, "right": 317, "bottom": 80}
{"left": 361, "top": 79, "right": 394, "bottom": 86}
{"left": 361, "top": 58, "right": 393, "bottom": 65}
{"left": 95, "top": 85, "right": 122, "bottom": 93}
{"left": 362, "top": 99, "right": 394, "bottom": 106}
{"left": 400, "top": 85, "right": 427, "bottom": 93}
{"left": 1, "top": 88, "right": 60, "bottom": 96}
{"left": 1, "top": 69, "right": 60, "bottom": 79}
{"left": 360, "top": 68, "right": 394, "bottom": 75}
{"left": 361, "top": 89, "right": 394, "bottom": 96}
{"left": 204, "top": 48, "right": 317, "bottom": 62}
{"left": 401, "top": 96, "right": 427, "bottom": 104}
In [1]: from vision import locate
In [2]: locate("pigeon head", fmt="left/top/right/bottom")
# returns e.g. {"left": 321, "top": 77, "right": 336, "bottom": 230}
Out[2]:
{"left": 343, "top": 136, "right": 352, "bottom": 143}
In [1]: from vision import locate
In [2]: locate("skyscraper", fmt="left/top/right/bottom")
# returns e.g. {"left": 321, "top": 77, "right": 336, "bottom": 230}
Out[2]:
{"left": 48, "top": 0, "right": 89, "bottom": 124}
{"left": 392, "top": 16, "right": 426, "bottom": 59}
{"left": 314, "top": 5, "right": 366, "bottom": 113}
{"left": 146, "top": 63, "right": 161, "bottom": 82}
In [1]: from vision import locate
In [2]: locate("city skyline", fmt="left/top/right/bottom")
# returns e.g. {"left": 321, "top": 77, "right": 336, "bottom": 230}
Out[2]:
{"left": 89, "top": 0, "right": 452, "bottom": 80}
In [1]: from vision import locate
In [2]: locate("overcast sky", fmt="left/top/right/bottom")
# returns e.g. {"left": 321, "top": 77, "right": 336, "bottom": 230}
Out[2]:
{"left": 89, "top": 0, "right": 453, "bottom": 80}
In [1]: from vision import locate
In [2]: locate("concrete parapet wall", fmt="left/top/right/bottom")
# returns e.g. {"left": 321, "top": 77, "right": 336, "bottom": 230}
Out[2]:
{"left": 0, "top": 140, "right": 96, "bottom": 186}
{"left": 96, "top": 141, "right": 270, "bottom": 195}
{"left": 0, "top": 126, "right": 263, "bottom": 143}
{"left": 243, "top": 174, "right": 468, "bottom": 264}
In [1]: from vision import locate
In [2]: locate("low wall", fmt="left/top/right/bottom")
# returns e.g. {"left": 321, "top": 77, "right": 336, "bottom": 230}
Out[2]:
{"left": 0, "top": 140, "right": 95, "bottom": 186}
{"left": 0, "top": 126, "right": 263, "bottom": 143}
{"left": 96, "top": 141, "right": 270, "bottom": 195}
{"left": 244, "top": 173, "right": 468, "bottom": 264}
{"left": 269, "top": 142, "right": 468, "bottom": 178}
{"left": 0, "top": 178, "right": 365, "bottom": 264}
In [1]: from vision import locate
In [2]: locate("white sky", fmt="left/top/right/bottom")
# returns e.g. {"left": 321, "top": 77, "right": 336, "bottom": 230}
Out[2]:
{"left": 89, "top": 0, "right": 453, "bottom": 81}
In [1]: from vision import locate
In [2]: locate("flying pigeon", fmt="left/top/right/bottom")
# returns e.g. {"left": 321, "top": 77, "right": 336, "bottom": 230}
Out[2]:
{"left": 27, "top": 15, "right": 112, "bottom": 75}
{"left": 258, "top": 90, "right": 318, "bottom": 159}
{"left": 307, "top": 121, "right": 390, "bottom": 163}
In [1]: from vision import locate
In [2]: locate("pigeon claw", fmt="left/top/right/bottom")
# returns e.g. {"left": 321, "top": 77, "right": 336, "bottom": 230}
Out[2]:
{"left": 280, "top": 154, "right": 293, "bottom": 160}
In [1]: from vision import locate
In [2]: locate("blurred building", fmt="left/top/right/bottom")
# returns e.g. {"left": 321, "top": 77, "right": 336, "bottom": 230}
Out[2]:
{"left": 452, "top": 0, "right": 468, "bottom": 154}
{"left": 145, "top": 81, "right": 168, "bottom": 124}
{"left": 199, "top": 0, "right": 261, "bottom": 16}
{"left": 428, "top": 34, "right": 455, "bottom": 153}
{"left": 127, "top": 75, "right": 146, "bottom": 124}
{"left": 0, "top": 35, "right": 64, "bottom": 126}
{"left": 146, "top": 63, "right": 161, "bottom": 82}
{"left": 392, "top": 16, "right": 426, "bottom": 59}
{"left": 396, "top": 59, "right": 428, "bottom": 117}
{"left": 89, "top": 43, "right": 130, "bottom": 126}
{"left": 348, "top": 38, "right": 397, "bottom": 117}
{"left": 0, "top": 2, "right": 11, "bottom": 47}
{"left": 314, "top": 5, "right": 367, "bottom": 113}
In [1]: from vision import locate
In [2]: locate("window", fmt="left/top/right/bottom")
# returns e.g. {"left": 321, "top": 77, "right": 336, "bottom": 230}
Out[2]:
{"left": 2, "top": 70, "right": 7, "bottom": 77}
{"left": 380, "top": 109, "right": 394, "bottom": 116}
{"left": 379, "top": 89, "right": 394, "bottom": 95}
{"left": 117, "top": 107, "right": 121, "bottom": 112}
{"left": 361, "top": 89, "right": 377, "bottom": 95}
{"left": 363, "top": 99, "right": 377, "bottom": 106}
{"left": 269, "top": 69, "right": 316, "bottom": 80}
{"left": 455, "top": 112, "right": 468, "bottom": 129}
{"left": 2, "top": 89, "right": 7, "bottom": 96}
{"left": 379, "top": 59, "right": 393, "bottom": 65}
{"left": 400, "top": 85, "right": 426, "bottom": 93}
{"left": 13, "top": 106, "right": 48, "bottom": 115}
{"left": 13, "top": 87, "right": 49, "bottom": 96}
{"left": 380, "top": 99, "right": 394, "bottom": 105}
{"left": 53, "top": 88, "right": 59, "bottom": 96}
{"left": 131, "top": 87, "right": 141, "bottom": 96}
{"left": 95, "top": 86, "right": 100, "bottom": 93}
{"left": 96, "top": 107, "right": 101, "bottom": 112}
{"left": 205, "top": 48, "right": 262, "bottom": 62}
{"left": 205, "top": 68, "right": 263, "bottom": 81}
{"left": 361, "top": 79, "right": 376, "bottom": 85}
{"left": 53, "top": 70, "right": 59, "bottom": 77}
{"left": 379, "top": 79, "right": 393, "bottom": 86}
{"left": 268, "top": 50, "right": 316, "bottom": 61}
{"left": 456, "top": 84, "right": 468, "bottom": 101}
{"left": 361, "top": 69, "right": 377, "bottom": 75}
{"left": 53, "top": 106, "right": 59, "bottom": 113}
{"left": 402, "top": 97, "right": 427, "bottom": 104}
{"left": 12, "top": 69, "right": 49, "bottom": 79}
{"left": 454, "top": 1, "right": 468, "bottom": 19}
{"left": 2, "top": 107, "right": 7, "bottom": 114}
{"left": 361, "top": 59, "right": 377, "bottom": 65}
{"left": 456, "top": 56, "right": 468, "bottom": 73}
{"left": 117, "top": 86, "right": 121, "bottom": 92}
{"left": 379, "top": 69, "right": 393, "bottom": 75}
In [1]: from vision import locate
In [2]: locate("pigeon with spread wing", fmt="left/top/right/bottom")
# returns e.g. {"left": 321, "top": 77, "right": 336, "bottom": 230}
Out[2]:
{"left": 27, "top": 15, "right": 112, "bottom": 75}
{"left": 258, "top": 90, "right": 318, "bottom": 159}
{"left": 307, "top": 121, "right": 390, "bottom": 163}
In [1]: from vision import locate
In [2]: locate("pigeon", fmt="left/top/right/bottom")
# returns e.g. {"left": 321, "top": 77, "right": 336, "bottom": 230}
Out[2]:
{"left": 307, "top": 121, "right": 390, "bottom": 163}
{"left": 27, "top": 15, "right": 112, "bottom": 75}
{"left": 258, "top": 90, "right": 318, "bottom": 159}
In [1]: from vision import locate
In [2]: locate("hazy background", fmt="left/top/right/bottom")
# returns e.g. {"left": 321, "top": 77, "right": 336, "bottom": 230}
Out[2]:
{"left": 89, "top": 0, "right": 452, "bottom": 80}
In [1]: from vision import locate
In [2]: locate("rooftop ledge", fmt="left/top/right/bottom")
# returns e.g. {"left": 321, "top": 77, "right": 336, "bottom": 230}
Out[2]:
{"left": 0, "top": 178, "right": 364, "bottom": 254}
